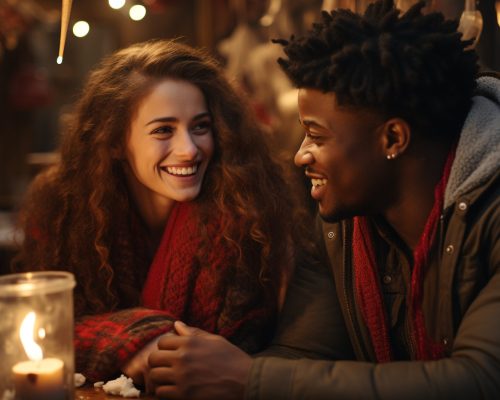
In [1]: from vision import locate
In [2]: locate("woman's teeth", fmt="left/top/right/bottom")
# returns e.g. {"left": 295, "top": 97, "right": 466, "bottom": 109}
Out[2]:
{"left": 165, "top": 164, "right": 198, "bottom": 176}
{"left": 312, "top": 178, "right": 327, "bottom": 187}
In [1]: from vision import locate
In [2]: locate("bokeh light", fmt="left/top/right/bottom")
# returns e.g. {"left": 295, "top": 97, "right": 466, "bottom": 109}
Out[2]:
{"left": 129, "top": 5, "right": 147, "bottom": 21}
{"left": 72, "top": 21, "right": 90, "bottom": 38}
{"left": 108, "top": 0, "right": 126, "bottom": 10}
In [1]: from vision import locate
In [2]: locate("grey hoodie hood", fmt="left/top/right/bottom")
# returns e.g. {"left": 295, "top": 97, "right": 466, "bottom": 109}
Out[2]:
{"left": 445, "top": 76, "right": 500, "bottom": 208}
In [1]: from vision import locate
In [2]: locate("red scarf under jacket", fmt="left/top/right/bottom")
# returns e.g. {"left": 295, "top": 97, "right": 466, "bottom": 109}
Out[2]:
{"left": 353, "top": 148, "right": 455, "bottom": 362}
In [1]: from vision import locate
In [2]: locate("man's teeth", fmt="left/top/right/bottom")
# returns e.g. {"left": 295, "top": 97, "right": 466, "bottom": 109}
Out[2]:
{"left": 312, "top": 178, "right": 327, "bottom": 187}
{"left": 165, "top": 165, "right": 198, "bottom": 176}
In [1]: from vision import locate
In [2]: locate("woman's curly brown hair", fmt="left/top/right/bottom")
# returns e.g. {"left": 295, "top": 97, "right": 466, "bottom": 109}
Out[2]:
{"left": 12, "top": 39, "right": 310, "bottom": 317}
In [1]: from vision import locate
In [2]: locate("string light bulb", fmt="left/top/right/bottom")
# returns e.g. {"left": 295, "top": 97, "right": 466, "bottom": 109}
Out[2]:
{"left": 129, "top": 4, "right": 147, "bottom": 21}
{"left": 109, "top": 0, "right": 126, "bottom": 9}
{"left": 73, "top": 21, "right": 90, "bottom": 38}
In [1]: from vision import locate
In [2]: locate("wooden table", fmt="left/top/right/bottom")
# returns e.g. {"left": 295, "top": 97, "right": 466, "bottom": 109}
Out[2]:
{"left": 76, "top": 386, "right": 157, "bottom": 399}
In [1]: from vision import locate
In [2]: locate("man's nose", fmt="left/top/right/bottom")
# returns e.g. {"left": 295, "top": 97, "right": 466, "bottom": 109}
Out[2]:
{"left": 294, "top": 142, "right": 314, "bottom": 167}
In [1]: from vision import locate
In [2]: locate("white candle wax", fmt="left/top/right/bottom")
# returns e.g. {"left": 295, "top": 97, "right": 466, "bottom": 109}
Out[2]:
{"left": 12, "top": 358, "right": 65, "bottom": 400}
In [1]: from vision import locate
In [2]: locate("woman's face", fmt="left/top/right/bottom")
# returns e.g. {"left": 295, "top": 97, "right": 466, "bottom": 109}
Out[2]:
{"left": 124, "top": 78, "right": 214, "bottom": 210}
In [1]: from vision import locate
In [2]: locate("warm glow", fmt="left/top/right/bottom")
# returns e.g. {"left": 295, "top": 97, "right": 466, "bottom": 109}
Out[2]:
{"left": 260, "top": 0, "right": 281, "bottom": 27}
{"left": 38, "top": 328, "right": 46, "bottom": 339}
{"left": 58, "top": 0, "right": 73, "bottom": 64}
{"left": 496, "top": 1, "right": 500, "bottom": 27}
{"left": 19, "top": 312, "right": 43, "bottom": 361}
{"left": 73, "top": 20, "right": 90, "bottom": 38}
{"left": 109, "top": 0, "right": 126, "bottom": 9}
{"left": 129, "top": 4, "right": 146, "bottom": 21}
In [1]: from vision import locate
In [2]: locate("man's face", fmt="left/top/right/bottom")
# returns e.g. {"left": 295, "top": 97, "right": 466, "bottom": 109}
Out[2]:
{"left": 294, "top": 88, "right": 395, "bottom": 222}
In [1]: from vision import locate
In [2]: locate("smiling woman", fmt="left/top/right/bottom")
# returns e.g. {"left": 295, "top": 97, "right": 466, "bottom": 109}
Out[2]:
{"left": 11, "top": 39, "right": 310, "bottom": 391}
{"left": 124, "top": 79, "right": 215, "bottom": 233}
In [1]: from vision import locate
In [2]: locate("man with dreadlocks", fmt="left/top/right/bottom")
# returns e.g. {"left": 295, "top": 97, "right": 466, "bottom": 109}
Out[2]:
{"left": 146, "top": 1, "right": 500, "bottom": 399}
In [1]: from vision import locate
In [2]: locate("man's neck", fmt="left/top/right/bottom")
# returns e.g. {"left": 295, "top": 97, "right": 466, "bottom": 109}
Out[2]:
{"left": 383, "top": 142, "right": 451, "bottom": 250}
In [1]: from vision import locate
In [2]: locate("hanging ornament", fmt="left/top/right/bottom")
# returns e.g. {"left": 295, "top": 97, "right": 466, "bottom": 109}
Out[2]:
{"left": 458, "top": 0, "right": 483, "bottom": 48}
{"left": 57, "top": 0, "right": 73, "bottom": 64}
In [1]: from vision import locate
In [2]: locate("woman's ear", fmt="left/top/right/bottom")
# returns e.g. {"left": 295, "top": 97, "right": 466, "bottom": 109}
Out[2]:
{"left": 381, "top": 118, "right": 411, "bottom": 160}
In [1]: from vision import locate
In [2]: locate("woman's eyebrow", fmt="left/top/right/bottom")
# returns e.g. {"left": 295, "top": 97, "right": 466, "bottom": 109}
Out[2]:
{"left": 145, "top": 116, "right": 177, "bottom": 126}
{"left": 146, "top": 112, "right": 211, "bottom": 127}
{"left": 192, "top": 112, "right": 211, "bottom": 121}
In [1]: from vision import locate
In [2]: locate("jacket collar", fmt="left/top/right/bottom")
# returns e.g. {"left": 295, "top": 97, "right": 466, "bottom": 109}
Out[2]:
{"left": 445, "top": 76, "right": 500, "bottom": 208}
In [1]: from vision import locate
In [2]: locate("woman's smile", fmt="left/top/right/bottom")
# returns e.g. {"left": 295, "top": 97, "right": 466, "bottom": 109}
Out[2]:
{"left": 161, "top": 163, "right": 199, "bottom": 177}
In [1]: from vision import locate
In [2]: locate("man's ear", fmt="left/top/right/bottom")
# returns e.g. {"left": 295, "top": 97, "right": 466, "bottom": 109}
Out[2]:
{"left": 381, "top": 118, "right": 411, "bottom": 160}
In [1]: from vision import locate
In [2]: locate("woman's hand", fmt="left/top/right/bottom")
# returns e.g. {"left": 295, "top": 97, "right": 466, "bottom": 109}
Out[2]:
{"left": 148, "top": 321, "right": 252, "bottom": 400}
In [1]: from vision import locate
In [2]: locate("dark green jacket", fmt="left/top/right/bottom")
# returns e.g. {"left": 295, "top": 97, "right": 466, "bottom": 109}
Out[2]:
{"left": 246, "top": 76, "right": 500, "bottom": 399}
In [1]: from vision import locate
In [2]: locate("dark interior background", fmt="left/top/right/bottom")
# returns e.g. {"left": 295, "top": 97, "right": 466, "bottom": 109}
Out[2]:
{"left": 1, "top": 0, "right": 499, "bottom": 272}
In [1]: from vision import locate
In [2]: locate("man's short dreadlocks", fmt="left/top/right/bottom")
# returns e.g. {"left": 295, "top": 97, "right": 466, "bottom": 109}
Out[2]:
{"left": 275, "top": 0, "right": 479, "bottom": 141}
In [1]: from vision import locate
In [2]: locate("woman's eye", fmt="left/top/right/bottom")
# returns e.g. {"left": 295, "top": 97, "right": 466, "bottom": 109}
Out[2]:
{"left": 151, "top": 126, "right": 174, "bottom": 135}
{"left": 191, "top": 121, "right": 212, "bottom": 135}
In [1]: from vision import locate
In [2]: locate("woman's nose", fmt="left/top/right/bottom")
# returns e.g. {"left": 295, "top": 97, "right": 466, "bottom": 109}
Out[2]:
{"left": 174, "top": 130, "right": 198, "bottom": 159}
{"left": 294, "top": 142, "right": 314, "bottom": 167}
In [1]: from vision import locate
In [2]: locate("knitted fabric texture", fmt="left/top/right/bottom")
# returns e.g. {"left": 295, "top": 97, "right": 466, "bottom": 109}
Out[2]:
{"left": 353, "top": 148, "right": 455, "bottom": 362}
{"left": 76, "top": 202, "right": 275, "bottom": 381}
{"left": 143, "top": 202, "right": 236, "bottom": 334}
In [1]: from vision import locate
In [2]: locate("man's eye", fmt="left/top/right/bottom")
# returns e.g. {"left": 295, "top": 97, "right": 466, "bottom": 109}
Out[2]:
{"left": 191, "top": 121, "right": 212, "bottom": 135}
{"left": 305, "top": 131, "right": 320, "bottom": 141}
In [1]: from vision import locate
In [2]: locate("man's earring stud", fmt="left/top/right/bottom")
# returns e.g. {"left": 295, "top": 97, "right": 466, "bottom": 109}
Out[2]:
{"left": 386, "top": 153, "right": 397, "bottom": 160}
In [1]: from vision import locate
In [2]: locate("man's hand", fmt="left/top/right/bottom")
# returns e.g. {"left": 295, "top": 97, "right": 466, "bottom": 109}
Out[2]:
{"left": 122, "top": 332, "right": 173, "bottom": 393}
{"left": 148, "top": 321, "right": 252, "bottom": 400}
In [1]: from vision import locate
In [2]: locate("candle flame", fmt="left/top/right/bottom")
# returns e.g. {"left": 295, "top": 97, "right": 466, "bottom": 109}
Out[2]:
{"left": 19, "top": 312, "right": 43, "bottom": 361}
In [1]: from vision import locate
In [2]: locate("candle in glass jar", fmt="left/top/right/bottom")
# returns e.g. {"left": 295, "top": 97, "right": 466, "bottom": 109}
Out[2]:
{"left": 11, "top": 312, "right": 65, "bottom": 400}
{"left": 13, "top": 358, "right": 64, "bottom": 400}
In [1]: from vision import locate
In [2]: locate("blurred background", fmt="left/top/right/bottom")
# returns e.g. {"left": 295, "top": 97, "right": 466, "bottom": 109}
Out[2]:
{"left": 1, "top": 0, "right": 499, "bottom": 270}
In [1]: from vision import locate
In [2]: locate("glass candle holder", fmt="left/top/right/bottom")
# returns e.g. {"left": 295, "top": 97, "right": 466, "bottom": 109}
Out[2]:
{"left": 0, "top": 271, "right": 76, "bottom": 400}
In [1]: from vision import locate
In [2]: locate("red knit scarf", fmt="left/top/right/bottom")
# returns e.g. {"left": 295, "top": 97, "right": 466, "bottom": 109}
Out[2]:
{"left": 141, "top": 202, "right": 273, "bottom": 345}
{"left": 141, "top": 202, "right": 228, "bottom": 332}
{"left": 353, "top": 148, "right": 455, "bottom": 362}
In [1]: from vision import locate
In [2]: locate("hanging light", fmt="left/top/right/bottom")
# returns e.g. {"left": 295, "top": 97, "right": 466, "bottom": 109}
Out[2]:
{"left": 129, "top": 4, "right": 147, "bottom": 21}
{"left": 496, "top": 0, "right": 500, "bottom": 27}
{"left": 72, "top": 21, "right": 90, "bottom": 38}
{"left": 109, "top": 0, "right": 126, "bottom": 9}
{"left": 57, "top": 0, "right": 73, "bottom": 64}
